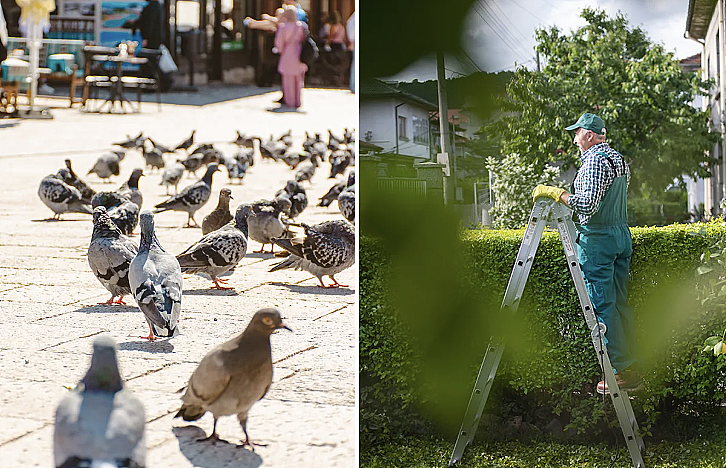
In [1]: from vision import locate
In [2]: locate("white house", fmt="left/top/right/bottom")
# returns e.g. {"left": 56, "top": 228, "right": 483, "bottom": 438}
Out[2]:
{"left": 359, "top": 78, "right": 438, "bottom": 162}
{"left": 686, "top": 0, "right": 726, "bottom": 219}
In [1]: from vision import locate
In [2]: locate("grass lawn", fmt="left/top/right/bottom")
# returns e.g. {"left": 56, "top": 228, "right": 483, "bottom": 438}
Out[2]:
{"left": 360, "top": 435, "right": 726, "bottom": 467}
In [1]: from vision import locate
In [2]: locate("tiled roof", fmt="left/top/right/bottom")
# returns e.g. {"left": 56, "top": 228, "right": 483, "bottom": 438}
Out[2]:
{"left": 360, "top": 78, "right": 439, "bottom": 110}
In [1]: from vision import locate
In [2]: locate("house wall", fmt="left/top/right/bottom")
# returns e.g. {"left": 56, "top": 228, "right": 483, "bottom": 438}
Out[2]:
{"left": 360, "top": 98, "right": 431, "bottom": 160}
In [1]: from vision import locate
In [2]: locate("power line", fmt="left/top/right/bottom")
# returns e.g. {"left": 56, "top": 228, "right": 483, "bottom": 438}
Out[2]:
{"left": 459, "top": 49, "right": 483, "bottom": 73}
{"left": 472, "top": 4, "right": 530, "bottom": 63}
{"left": 475, "top": 3, "right": 530, "bottom": 58}
{"left": 489, "top": 0, "right": 537, "bottom": 48}
{"left": 494, "top": 57, "right": 536, "bottom": 73}
{"left": 508, "top": 0, "right": 548, "bottom": 24}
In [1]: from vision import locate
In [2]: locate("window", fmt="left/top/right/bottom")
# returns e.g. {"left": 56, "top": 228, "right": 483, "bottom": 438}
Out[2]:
{"left": 398, "top": 116, "right": 408, "bottom": 140}
{"left": 412, "top": 116, "right": 429, "bottom": 145}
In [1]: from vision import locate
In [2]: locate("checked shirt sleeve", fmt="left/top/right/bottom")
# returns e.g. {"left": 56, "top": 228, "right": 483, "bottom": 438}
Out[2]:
{"left": 569, "top": 154, "right": 615, "bottom": 218}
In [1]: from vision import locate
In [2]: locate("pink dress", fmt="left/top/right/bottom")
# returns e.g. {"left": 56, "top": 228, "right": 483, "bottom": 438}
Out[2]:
{"left": 275, "top": 21, "right": 308, "bottom": 108}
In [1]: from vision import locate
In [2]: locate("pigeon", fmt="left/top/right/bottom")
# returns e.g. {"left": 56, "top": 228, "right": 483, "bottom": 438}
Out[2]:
{"left": 129, "top": 211, "right": 182, "bottom": 341}
{"left": 142, "top": 146, "right": 165, "bottom": 171}
{"left": 160, "top": 161, "right": 185, "bottom": 195}
{"left": 318, "top": 180, "right": 346, "bottom": 207}
{"left": 275, "top": 180, "right": 307, "bottom": 219}
{"left": 344, "top": 128, "right": 355, "bottom": 144}
{"left": 224, "top": 156, "right": 248, "bottom": 184}
{"left": 231, "top": 131, "right": 256, "bottom": 148}
{"left": 63, "top": 159, "right": 96, "bottom": 204}
{"left": 153, "top": 163, "right": 220, "bottom": 228}
{"left": 117, "top": 168, "right": 144, "bottom": 209}
{"left": 200, "top": 147, "right": 222, "bottom": 166}
{"left": 174, "top": 130, "right": 196, "bottom": 152}
{"left": 338, "top": 185, "right": 355, "bottom": 223}
{"left": 190, "top": 143, "right": 215, "bottom": 156}
{"left": 88, "top": 153, "right": 122, "bottom": 181}
{"left": 201, "top": 188, "right": 234, "bottom": 235}
{"left": 54, "top": 335, "right": 146, "bottom": 468}
{"left": 180, "top": 152, "right": 204, "bottom": 177}
{"left": 270, "top": 219, "right": 355, "bottom": 288}
{"left": 147, "top": 137, "right": 175, "bottom": 155}
{"left": 92, "top": 191, "right": 139, "bottom": 236}
{"left": 329, "top": 149, "right": 352, "bottom": 178}
{"left": 176, "top": 204, "right": 255, "bottom": 289}
{"left": 113, "top": 131, "right": 144, "bottom": 150}
{"left": 38, "top": 173, "right": 93, "bottom": 219}
{"left": 248, "top": 197, "right": 290, "bottom": 253}
{"left": 278, "top": 129, "right": 293, "bottom": 147}
{"left": 174, "top": 308, "right": 291, "bottom": 445}
{"left": 88, "top": 207, "right": 139, "bottom": 305}
{"left": 294, "top": 161, "right": 315, "bottom": 183}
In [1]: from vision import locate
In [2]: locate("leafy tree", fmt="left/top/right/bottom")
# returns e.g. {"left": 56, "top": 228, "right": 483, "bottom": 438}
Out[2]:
{"left": 487, "top": 8, "right": 720, "bottom": 206}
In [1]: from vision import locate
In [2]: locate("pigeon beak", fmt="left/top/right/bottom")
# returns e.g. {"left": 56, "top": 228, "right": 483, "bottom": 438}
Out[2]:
{"left": 278, "top": 322, "right": 292, "bottom": 332}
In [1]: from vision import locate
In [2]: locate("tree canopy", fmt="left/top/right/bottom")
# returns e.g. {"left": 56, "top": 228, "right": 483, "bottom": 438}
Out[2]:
{"left": 486, "top": 8, "right": 720, "bottom": 198}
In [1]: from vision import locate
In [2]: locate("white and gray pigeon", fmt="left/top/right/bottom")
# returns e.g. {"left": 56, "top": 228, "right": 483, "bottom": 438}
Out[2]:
{"left": 117, "top": 168, "right": 144, "bottom": 209}
{"left": 294, "top": 160, "right": 315, "bottom": 184}
{"left": 88, "top": 152, "right": 122, "bottom": 181}
{"left": 160, "top": 161, "right": 185, "bottom": 195}
{"left": 153, "top": 163, "right": 220, "bottom": 228}
{"left": 38, "top": 172, "right": 93, "bottom": 220}
{"left": 88, "top": 206, "right": 139, "bottom": 306}
{"left": 338, "top": 185, "right": 355, "bottom": 223}
{"left": 129, "top": 211, "right": 182, "bottom": 341}
{"left": 270, "top": 219, "right": 355, "bottom": 288}
{"left": 174, "top": 308, "right": 290, "bottom": 445}
{"left": 54, "top": 335, "right": 146, "bottom": 468}
{"left": 248, "top": 197, "right": 290, "bottom": 253}
{"left": 92, "top": 191, "right": 139, "bottom": 236}
{"left": 63, "top": 159, "right": 96, "bottom": 204}
{"left": 176, "top": 204, "right": 255, "bottom": 289}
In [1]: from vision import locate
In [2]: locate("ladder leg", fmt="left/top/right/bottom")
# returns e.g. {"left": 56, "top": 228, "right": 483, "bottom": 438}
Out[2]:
{"left": 449, "top": 200, "right": 551, "bottom": 466}
{"left": 551, "top": 203, "right": 646, "bottom": 468}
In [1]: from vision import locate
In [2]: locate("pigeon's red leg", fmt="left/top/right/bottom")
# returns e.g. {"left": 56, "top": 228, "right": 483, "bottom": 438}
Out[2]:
{"left": 211, "top": 278, "right": 233, "bottom": 290}
{"left": 99, "top": 295, "right": 115, "bottom": 305}
{"left": 140, "top": 323, "right": 157, "bottom": 341}
{"left": 328, "top": 275, "right": 348, "bottom": 288}
{"left": 113, "top": 296, "right": 127, "bottom": 305}
{"left": 316, "top": 277, "right": 328, "bottom": 288}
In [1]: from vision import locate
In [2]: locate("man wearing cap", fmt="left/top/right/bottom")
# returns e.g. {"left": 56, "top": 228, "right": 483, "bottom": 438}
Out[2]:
{"left": 532, "top": 112, "right": 642, "bottom": 395}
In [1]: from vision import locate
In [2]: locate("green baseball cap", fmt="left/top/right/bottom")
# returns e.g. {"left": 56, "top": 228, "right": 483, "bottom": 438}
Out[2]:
{"left": 565, "top": 113, "right": 605, "bottom": 134}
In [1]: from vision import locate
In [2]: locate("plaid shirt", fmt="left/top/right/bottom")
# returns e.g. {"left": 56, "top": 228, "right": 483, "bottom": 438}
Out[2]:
{"left": 569, "top": 142, "right": 630, "bottom": 225}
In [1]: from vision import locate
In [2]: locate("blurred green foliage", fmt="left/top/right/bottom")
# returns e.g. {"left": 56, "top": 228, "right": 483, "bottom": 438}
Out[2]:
{"left": 360, "top": 213, "right": 726, "bottom": 449}
{"left": 360, "top": 0, "right": 476, "bottom": 78}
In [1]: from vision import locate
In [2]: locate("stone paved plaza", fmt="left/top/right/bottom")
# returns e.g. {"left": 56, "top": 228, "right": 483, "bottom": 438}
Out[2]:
{"left": 0, "top": 86, "right": 357, "bottom": 467}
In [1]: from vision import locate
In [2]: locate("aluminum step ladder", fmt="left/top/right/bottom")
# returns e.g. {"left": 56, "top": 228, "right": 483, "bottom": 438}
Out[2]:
{"left": 449, "top": 198, "right": 645, "bottom": 468}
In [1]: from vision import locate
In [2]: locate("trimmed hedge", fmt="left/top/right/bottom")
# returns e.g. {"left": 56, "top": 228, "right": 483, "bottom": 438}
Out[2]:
{"left": 360, "top": 222, "right": 726, "bottom": 448}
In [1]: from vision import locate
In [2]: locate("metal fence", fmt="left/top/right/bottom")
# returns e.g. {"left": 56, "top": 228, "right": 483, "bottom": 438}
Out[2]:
{"left": 377, "top": 177, "right": 427, "bottom": 196}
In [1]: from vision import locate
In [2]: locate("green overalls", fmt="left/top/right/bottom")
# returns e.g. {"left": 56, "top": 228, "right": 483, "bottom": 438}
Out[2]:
{"left": 573, "top": 158, "right": 636, "bottom": 375}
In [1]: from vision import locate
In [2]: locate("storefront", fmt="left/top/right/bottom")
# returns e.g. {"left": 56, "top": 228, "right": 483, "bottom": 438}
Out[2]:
{"left": 48, "top": 0, "right": 145, "bottom": 47}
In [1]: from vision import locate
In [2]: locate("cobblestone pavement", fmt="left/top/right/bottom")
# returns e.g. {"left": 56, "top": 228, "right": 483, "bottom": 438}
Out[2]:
{"left": 0, "top": 87, "right": 357, "bottom": 467}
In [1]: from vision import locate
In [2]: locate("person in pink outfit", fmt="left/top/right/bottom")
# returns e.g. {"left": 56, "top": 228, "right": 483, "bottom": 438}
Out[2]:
{"left": 274, "top": 6, "right": 308, "bottom": 109}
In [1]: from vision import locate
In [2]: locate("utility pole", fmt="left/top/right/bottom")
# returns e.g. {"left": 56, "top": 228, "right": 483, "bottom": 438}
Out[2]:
{"left": 437, "top": 51, "right": 453, "bottom": 204}
{"left": 536, "top": 50, "right": 541, "bottom": 72}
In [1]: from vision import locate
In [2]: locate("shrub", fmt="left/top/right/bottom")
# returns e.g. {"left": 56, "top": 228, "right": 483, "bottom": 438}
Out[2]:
{"left": 360, "top": 221, "right": 726, "bottom": 448}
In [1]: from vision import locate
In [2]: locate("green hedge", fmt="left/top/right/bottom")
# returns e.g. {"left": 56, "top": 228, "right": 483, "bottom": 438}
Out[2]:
{"left": 360, "top": 222, "right": 726, "bottom": 448}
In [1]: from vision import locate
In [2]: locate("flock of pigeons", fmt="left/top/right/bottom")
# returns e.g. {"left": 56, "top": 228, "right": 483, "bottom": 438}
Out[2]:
{"left": 38, "top": 128, "right": 356, "bottom": 467}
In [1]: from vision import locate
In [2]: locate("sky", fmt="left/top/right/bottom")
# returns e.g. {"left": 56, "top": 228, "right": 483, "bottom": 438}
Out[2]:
{"left": 385, "top": 0, "right": 702, "bottom": 82}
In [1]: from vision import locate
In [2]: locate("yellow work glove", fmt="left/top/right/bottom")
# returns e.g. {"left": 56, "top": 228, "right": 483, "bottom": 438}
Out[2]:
{"left": 532, "top": 185, "right": 565, "bottom": 203}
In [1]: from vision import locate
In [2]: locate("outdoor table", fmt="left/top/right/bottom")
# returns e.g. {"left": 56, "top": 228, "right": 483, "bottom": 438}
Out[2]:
{"left": 91, "top": 54, "right": 148, "bottom": 113}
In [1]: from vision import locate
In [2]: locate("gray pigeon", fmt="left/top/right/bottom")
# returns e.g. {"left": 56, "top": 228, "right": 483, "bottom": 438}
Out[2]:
{"left": 117, "top": 168, "right": 144, "bottom": 209}
{"left": 88, "top": 152, "right": 122, "bottom": 181}
{"left": 141, "top": 146, "right": 165, "bottom": 171}
{"left": 176, "top": 204, "right": 255, "bottom": 289}
{"left": 153, "top": 163, "right": 220, "bottom": 228}
{"left": 92, "top": 191, "right": 139, "bottom": 236}
{"left": 201, "top": 188, "right": 234, "bottom": 235}
{"left": 38, "top": 173, "right": 93, "bottom": 219}
{"left": 180, "top": 153, "right": 204, "bottom": 177}
{"left": 63, "top": 159, "right": 96, "bottom": 204}
{"left": 129, "top": 211, "right": 182, "bottom": 341}
{"left": 294, "top": 161, "right": 315, "bottom": 183}
{"left": 338, "top": 185, "right": 355, "bottom": 223}
{"left": 160, "top": 161, "right": 185, "bottom": 195}
{"left": 88, "top": 207, "right": 139, "bottom": 305}
{"left": 54, "top": 335, "right": 146, "bottom": 468}
{"left": 174, "top": 308, "right": 291, "bottom": 445}
{"left": 174, "top": 130, "right": 196, "bottom": 152}
{"left": 318, "top": 180, "right": 346, "bottom": 207}
{"left": 248, "top": 197, "right": 290, "bottom": 253}
{"left": 270, "top": 219, "right": 355, "bottom": 288}
{"left": 275, "top": 179, "right": 307, "bottom": 219}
